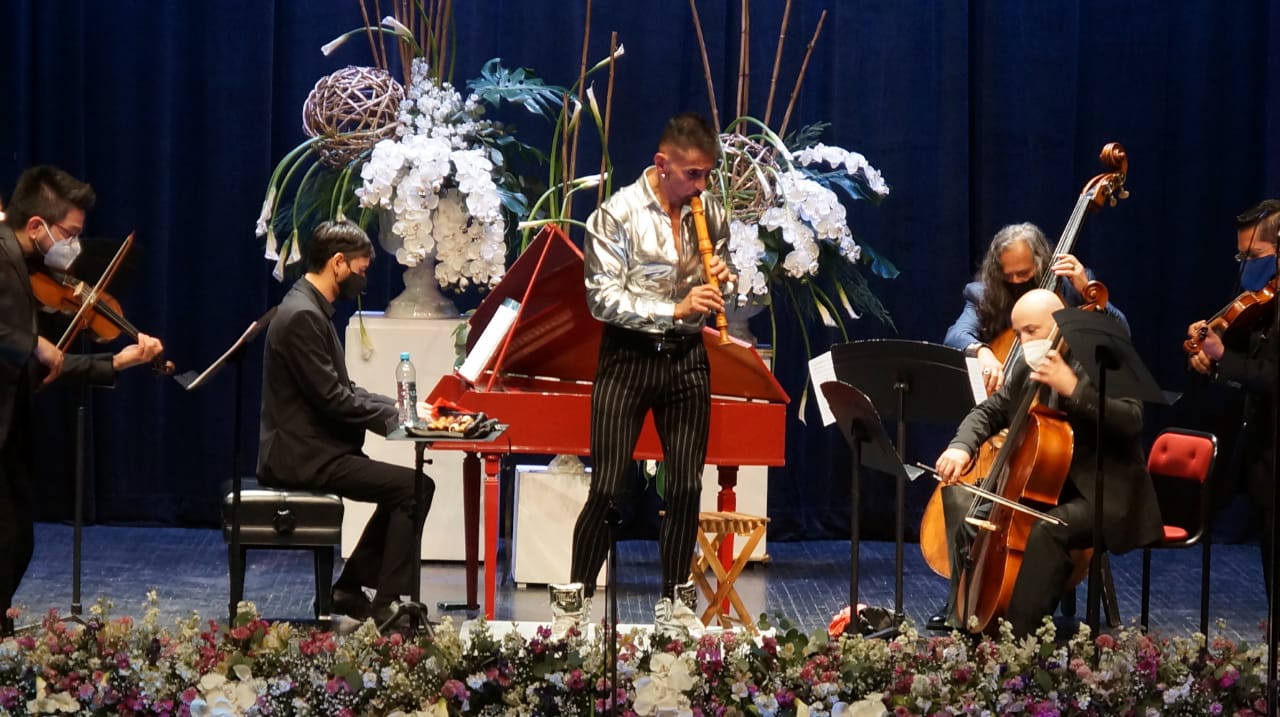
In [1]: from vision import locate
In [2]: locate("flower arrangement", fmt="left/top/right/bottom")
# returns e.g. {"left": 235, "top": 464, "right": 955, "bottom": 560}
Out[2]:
{"left": 254, "top": 5, "right": 562, "bottom": 296}
{"left": 689, "top": 0, "right": 898, "bottom": 349}
{"left": 0, "top": 596, "right": 1269, "bottom": 717}
{"left": 355, "top": 55, "right": 510, "bottom": 290}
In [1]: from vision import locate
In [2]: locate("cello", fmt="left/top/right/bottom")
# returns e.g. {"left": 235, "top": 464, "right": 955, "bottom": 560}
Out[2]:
{"left": 917, "top": 143, "right": 1131, "bottom": 578}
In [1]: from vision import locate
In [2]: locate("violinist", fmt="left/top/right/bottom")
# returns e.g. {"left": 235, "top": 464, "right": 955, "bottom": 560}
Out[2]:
{"left": 933, "top": 289, "right": 1160, "bottom": 636}
{"left": 0, "top": 166, "right": 164, "bottom": 637}
{"left": 944, "top": 222, "right": 1129, "bottom": 396}
{"left": 1186, "top": 200, "right": 1280, "bottom": 597}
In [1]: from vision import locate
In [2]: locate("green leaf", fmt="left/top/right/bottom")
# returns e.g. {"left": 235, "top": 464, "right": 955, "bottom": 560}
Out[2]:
{"left": 467, "top": 57, "right": 567, "bottom": 121}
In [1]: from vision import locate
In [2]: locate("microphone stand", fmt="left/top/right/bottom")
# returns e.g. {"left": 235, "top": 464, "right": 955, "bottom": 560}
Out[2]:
{"left": 1267, "top": 250, "right": 1280, "bottom": 717}
{"left": 605, "top": 502, "right": 621, "bottom": 717}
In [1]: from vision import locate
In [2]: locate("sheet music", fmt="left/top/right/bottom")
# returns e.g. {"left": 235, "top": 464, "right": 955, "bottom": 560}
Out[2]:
{"left": 808, "top": 351, "right": 837, "bottom": 426}
{"left": 964, "top": 356, "right": 989, "bottom": 404}
{"left": 176, "top": 307, "right": 277, "bottom": 390}
{"left": 457, "top": 298, "right": 520, "bottom": 383}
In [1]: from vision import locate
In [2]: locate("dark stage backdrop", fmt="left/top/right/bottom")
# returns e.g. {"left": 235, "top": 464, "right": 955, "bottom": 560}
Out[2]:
{"left": 1, "top": 1, "right": 1277, "bottom": 542}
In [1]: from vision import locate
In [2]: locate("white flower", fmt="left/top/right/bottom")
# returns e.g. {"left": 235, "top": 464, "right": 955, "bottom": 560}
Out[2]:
{"left": 356, "top": 57, "right": 508, "bottom": 290}
{"left": 632, "top": 652, "right": 695, "bottom": 716}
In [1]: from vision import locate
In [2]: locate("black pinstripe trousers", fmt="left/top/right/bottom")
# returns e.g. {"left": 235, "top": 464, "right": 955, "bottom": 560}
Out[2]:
{"left": 570, "top": 325, "right": 712, "bottom": 598}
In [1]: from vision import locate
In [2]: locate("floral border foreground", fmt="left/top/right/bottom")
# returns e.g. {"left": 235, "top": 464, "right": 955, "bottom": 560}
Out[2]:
{"left": 0, "top": 595, "right": 1270, "bottom": 716}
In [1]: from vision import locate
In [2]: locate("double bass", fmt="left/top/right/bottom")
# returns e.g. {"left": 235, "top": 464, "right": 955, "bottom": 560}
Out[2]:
{"left": 917, "top": 143, "right": 1131, "bottom": 579}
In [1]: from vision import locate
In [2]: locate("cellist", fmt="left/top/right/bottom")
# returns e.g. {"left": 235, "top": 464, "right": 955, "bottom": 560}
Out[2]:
{"left": 943, "top": 222, "right": 1129, "bottom": 395}
{"left": 933, "top": 288, "right": 1160, "bottom": 636}
{"left": 927, "top": 222, "right": 1131, "bottom": 631}
{"left": 1186, "top": 200, "right": 1280, "bottom": 598}
{"left": 0, "top": 166, "right": 164, "bottom": 637}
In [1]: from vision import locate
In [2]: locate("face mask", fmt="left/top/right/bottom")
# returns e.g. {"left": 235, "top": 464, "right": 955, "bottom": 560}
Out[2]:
{"left": 337, "top": 271, "right": 367, "bottom": 301}
{"left": 1239, "top": 255, "right": 1277, "bottom": 292}
{"left": 1021, "top": 338, "right": 1053, "bottom": 370}
{"left": 1004, "top": 279, "right": 1036, "bottom": 301}
{"left": 38, "top": 219, "right": 82, "bottom": 271}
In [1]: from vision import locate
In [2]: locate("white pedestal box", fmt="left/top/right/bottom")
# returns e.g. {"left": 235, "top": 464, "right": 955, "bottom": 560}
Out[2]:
{"left": 511, "top": 463, "right": 606, "bottom": 587}
{"left": 341, "top": 312, "right": 482, "bottom": 561}
{"left": 511, "top": 461, "right": 769, "bottom": 588}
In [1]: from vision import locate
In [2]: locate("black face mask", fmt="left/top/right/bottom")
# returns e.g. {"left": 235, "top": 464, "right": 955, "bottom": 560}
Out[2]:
{"left": 1004, "top": 279, "right": 1036, "bottom": 300}
{"left": 337, "top": 272, "right": 367, "bottom": 301}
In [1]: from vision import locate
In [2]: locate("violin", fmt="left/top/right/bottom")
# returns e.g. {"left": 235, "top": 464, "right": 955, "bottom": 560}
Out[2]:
{"left": 29, "top": 231, "right": 175, "bottom": 375}
{"left": 1183, "top": 278, "right": 1277, "bottom": 355}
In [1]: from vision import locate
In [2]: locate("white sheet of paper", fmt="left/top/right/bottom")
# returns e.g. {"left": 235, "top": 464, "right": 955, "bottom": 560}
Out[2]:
{"left": 457, "top": 298, "right": 521, "bottom": 383}
{"left": 808, "top": 351, "right": 837, "bottom": 426}
{"left": 964, "top": 356, "right": 989, "bottom": 404}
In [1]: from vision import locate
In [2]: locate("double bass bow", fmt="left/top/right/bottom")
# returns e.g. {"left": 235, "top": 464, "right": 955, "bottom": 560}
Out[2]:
{"left": 917, "top": 143, "right": 1132, "bottom": 579}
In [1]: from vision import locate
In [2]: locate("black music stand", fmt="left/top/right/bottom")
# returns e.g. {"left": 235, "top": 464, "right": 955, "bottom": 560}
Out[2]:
{"left": 820, "top": 380, "right": 921, "bottom": 638}
{"left": 40, "top": 236, "right": 140, "bottom": 621}
{"left": 828, "top": 340, "right": 974, "bottom": 620}
{"left": 175, "top": 307, "right": 278, "bottom": 623}
{"left": 1053, "top": 308, "right": 1167, "bottom": 633}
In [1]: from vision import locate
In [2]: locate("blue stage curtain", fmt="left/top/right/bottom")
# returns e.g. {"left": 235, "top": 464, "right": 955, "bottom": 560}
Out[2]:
{"left": 0, "top": 1, "right": 1276, "bottom": 541}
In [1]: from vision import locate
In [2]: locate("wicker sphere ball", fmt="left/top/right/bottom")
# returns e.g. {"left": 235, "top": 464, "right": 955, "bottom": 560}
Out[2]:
{"left": 716, "top": 132, "right": 779, "bottom": 224}
{"left": 302, "top": 66, "right": 404, "bottom": 169}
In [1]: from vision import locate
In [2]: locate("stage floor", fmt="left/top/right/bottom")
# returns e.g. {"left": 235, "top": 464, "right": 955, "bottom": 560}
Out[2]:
{"left": 12, "top": 523, "right": 1270, "bottom": 642}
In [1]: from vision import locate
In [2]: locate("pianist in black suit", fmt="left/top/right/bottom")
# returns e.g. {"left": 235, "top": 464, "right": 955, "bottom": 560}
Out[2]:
{"left": 551, "top": 113, "right": 733, "bottom": 641}
{"left": 258, "top": 220, "right": 434, "bottom": 625}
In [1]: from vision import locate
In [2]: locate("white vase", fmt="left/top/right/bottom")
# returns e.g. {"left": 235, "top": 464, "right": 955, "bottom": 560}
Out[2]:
{"left": 385, "top": 259, "right": 460, "bottom": 319}
{"left": 378, "top": 210, "right": 460, "bottom": 319}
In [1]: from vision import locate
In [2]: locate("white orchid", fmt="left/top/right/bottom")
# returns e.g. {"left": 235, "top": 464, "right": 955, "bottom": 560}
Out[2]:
{"left": 356, "top": 58, "right": 509, "bottom": 290}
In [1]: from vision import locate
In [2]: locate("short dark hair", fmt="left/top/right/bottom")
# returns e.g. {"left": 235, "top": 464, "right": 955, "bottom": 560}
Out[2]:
{"left": 3, "top": 165, "right": 96, "bottom": 230}
{"left": 306, "top": 219, "right": 374, "bottom": 272}
{"left": 658, "top": 113, "right": 721, "bottom": 160}
{"left": 1237, "top": 199, "right": 1280, "bottom": 246}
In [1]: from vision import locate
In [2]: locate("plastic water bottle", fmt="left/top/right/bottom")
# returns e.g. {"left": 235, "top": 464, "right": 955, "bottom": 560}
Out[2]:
{"left": 395, "top": 352, "right": 418, "bottom": 428}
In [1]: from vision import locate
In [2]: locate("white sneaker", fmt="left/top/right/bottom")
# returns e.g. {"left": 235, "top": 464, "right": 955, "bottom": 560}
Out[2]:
{"left": 671, "top": 581, "right": 706, "bottom": 640}
{"left": 654, "top": 595, "right": 705, "bottom": 643}
{"left": 548, "top": 582, "right": 588, "bottom": 640}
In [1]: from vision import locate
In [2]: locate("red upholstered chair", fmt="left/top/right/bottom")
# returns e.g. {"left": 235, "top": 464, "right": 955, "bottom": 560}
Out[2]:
{"left": 1140, "top": 428, "right": 1218, "bottom": 635}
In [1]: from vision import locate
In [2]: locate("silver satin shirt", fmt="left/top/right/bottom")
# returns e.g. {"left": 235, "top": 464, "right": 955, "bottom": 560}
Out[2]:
{"left": 584, "top": 168, "right": 731, "bottom": 334}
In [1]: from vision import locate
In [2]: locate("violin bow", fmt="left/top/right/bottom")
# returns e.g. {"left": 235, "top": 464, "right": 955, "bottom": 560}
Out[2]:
{"left": 56, "top": 232, "right": 135, "bottom": 351}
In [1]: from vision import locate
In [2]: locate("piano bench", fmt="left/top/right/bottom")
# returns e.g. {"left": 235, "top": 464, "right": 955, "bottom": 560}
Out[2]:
{"left": 222, "top": 479, "right": 344, "bottom": 624}
{"left": 689, "top": 511, "right": 769, "bottom": 633}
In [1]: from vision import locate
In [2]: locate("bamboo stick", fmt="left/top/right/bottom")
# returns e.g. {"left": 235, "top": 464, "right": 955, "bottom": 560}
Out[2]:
{"left": 371, "top": 0, "right": 388, "bottom": 70}
{"left": 439, "top": 0, "right": 453, "bottom": 80}
{"left": 598, "top": 31, "right": 618, "bottom": 207}
{"left": 739, "top": 0, "right": 750, "bottom": 119}
{"left": 763, "top": 0, "right": 792, "bottom": 127}
{"left": 568, "top": 0, "right": 593, "bottom": 187}
{"left": 687, "top": 0, "right": 720, "bottom": 131}
{"left": 778, "top": 9, "right": 826, "bottom": 140}
{"left": 357, "top": 0, "right": 381, "bottom": 71}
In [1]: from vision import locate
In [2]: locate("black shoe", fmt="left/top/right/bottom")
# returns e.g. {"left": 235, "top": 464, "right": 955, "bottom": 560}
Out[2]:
{"left": 332, "top": 587, "right": 373, "bottom": 620}
{"left": 926, "top": 607, "right": 950, "bottom": 631}
{"left": 372, "top": 600, "right": 434, "bottom": 635}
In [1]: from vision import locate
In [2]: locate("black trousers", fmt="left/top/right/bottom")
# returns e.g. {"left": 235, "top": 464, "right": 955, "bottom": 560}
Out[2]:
{"left": 0, "top": 401, "right": 34, "bottom": 633}
{"left": 571, "top": 326, "right": 711, "bottom": 599}
{"left": 320, "top": 454, "right": 433, "bottom": 601}
{"left": 945, "top": 484, "right": 1096, "bottom": 636}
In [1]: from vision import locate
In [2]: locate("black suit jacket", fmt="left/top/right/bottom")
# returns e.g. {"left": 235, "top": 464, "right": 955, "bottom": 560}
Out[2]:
{"left": 948, "top": 361, "right": 1162, "bottom": 555}
{"left": 0, "top": 224, "right": 115, "bottom": 444}
{"left": 257, "top": 278, "right": 399, "bottom": 488}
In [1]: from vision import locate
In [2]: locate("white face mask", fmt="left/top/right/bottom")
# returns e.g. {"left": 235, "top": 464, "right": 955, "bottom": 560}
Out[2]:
{"left": 1021, "top": 338, "right": 1053, "bottom": 370}
{"left": 38, "top": 219, "right": 83, "bottom": 272}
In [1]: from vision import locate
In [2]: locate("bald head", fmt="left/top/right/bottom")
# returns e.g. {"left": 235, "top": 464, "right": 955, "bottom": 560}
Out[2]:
{"left": 1011, "top": 289, "right": 1065, "bottom": 343}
